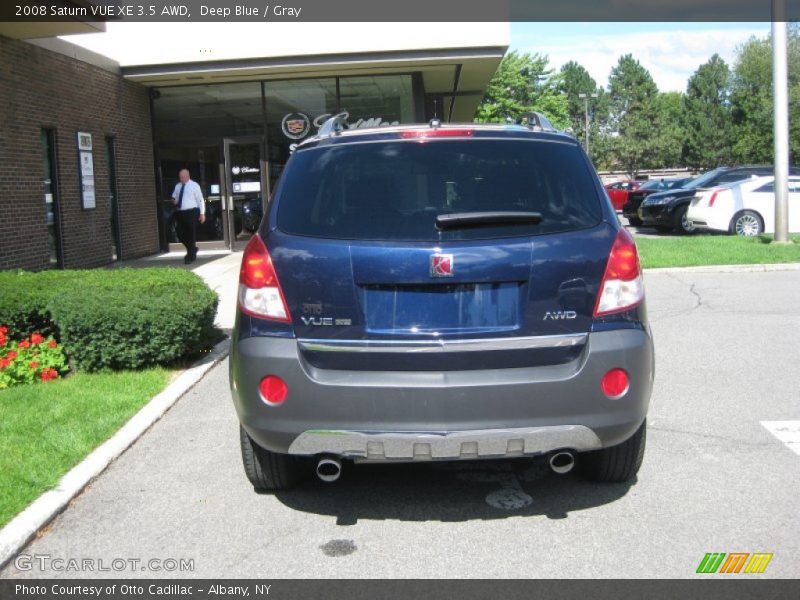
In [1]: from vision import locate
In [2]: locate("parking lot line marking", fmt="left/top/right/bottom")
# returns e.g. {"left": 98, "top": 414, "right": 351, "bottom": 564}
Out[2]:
{"left": 761, "top": 421, "right": 800, "bottom": 455}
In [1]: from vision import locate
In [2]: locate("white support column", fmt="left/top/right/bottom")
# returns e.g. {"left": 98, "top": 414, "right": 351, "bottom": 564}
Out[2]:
{"left": 772, "top": 0, "right": 790, "bottom": 243}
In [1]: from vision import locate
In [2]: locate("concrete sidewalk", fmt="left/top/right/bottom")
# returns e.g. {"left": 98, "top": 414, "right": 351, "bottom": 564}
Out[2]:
{"left": 117, "top": 250, "right": 242, "bottom": 330}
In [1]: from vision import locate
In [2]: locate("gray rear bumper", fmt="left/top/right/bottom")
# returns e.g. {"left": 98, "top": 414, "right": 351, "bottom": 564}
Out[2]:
{"left": 230, "top": 328, "right": 654, "bottom": 459}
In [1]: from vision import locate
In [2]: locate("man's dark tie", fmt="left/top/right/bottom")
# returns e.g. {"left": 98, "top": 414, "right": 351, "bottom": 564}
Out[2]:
{"left": 177, "top": 183, "right": 186, "bottom": 209}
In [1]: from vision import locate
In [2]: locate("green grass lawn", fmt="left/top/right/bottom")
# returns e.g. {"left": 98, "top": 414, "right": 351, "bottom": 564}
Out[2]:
{"left": 636, "top": 234, "right": 800, "bottom": 269}
{"left": 0, "top": 368, "right": 171, "bottom": 528}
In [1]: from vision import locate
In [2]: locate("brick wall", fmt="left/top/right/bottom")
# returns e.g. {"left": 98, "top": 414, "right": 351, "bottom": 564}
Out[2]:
{"left": 0, "top": 35, "right": 159, "bottom": 270}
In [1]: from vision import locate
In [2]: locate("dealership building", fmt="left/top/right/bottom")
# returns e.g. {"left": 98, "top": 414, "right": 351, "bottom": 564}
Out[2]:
{"left": 0, "top": 21, "right": 508, "bottom": 270}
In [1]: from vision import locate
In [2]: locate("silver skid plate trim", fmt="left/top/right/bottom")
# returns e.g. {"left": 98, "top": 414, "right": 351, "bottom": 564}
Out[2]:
{"left": 288, "top": 425, "right": 602, "bottom": 462}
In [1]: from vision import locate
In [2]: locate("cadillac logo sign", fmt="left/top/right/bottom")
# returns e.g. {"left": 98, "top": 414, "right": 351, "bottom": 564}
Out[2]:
{"left": 281, "top": 112, "right": 311, "bottom": 140}
{"left": 430, "top": 254, "right": 454, "bottom": 277}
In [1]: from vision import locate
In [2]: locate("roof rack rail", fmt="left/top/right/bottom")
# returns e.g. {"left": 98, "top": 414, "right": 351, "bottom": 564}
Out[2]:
{"left": 317, "top": 115, "right": 348, "bottom": 137}
{"left": 517, "top": 111, "right": 557, "bottom": 132}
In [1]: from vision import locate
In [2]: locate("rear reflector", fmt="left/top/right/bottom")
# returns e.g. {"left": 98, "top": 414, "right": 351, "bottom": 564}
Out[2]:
{"left": 593, "top": 228, "right": 644, "bottom": 317}
{"left": 601, "top": 368, "right": 629, "bottom": 399}
{"left": 259, "top": 375, "right": 288, "bottom": 405}
{"left": 238, "top": 235, "right": 291, "bottom": 322}
{"left": 400, "top": 128, "right": 475, "bottom": 138}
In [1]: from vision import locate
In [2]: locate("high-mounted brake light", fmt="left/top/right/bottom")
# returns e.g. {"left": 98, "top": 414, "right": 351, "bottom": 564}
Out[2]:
{"left": 238, "top": 235, "right": 291, "bottom": 322}
{"left": 400, "top": 128, "right": 475, "bottom": 138}
{"left": 593, "top": 228, "right": 644, "bottom": 317}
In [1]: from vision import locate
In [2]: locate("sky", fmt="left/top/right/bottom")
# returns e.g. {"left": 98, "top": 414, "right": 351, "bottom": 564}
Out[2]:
{"left": 511, "top": 22, "right": 771, "bottom": 92}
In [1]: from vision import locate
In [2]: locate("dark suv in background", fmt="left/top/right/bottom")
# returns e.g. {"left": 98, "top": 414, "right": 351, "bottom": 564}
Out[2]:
{"left": 638, "top": 166, "right": 800, "bottom": 234}
{"left": 230, "top": 117, "right": 654, "bottom": 490}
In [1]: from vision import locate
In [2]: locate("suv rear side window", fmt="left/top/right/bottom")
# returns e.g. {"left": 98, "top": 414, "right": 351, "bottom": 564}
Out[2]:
{"left": 276, "top": 139, "right": 603, "bottom": 241}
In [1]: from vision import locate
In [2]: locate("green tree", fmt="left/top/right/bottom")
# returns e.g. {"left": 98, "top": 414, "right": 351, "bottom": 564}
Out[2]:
{"left": 558, "top": 60, "right": 612, "bottom": 166}
{"left": 651, "top": 91, "right": 685, "bottom": 168}
{"left": 560, "top": 61, "right": 597, "bottom": 137}
{"left": 681, "top": 54, "right": 734, "bottom": 169}
{"left": 475, "top": 50, "right": 570, "bottom": 129}
{"left": 608, "top": 54, "right": 659, "bottom": 125}
{"left": 730, "top": 27, "right": 800, "bottom": 164}
{"left": 607, "top": 54, "right": 660, "bottom": 175}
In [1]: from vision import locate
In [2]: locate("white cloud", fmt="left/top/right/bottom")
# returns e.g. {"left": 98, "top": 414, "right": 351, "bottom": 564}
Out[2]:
{"left": 518, "top": 26, "right": 768, "bottom": 92}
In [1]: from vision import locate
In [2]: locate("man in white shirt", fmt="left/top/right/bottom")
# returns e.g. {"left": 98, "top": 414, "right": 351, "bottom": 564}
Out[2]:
{"left": 171, "top": 168, "right": 206, "bottom": 264}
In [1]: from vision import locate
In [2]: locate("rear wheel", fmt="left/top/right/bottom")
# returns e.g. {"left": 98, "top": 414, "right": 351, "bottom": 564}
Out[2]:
{"left": 580, "top": 420, "right": 646, "bottom": 483}
{"left": 673, "top": 205, "right": 695, "bottom": 235}
{"left": 731, "top": 210, "right": 763, "bottom": 237}
{"left": 239, "top": 426, "right": 308, "bottom": 491}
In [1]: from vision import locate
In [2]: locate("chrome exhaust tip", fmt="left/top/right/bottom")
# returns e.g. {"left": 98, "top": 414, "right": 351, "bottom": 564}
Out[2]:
{"left": 316, "top": 456, "right": 342, "bottom": 483}
{"left": 549, "top": 451, "right": 575, "bottom": 475}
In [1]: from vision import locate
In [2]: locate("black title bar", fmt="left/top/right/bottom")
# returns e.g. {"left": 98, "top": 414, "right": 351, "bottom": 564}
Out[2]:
{"left": 1, "top": 579, "right": 799, "bottom": 600}
{"left": 2, "top": 0, "right": 799, "bottom": 22}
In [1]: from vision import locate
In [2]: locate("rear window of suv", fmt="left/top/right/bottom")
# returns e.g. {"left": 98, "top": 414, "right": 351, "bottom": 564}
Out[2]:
{"left": 275, "top": 138, "right": 603, "bottom": 241}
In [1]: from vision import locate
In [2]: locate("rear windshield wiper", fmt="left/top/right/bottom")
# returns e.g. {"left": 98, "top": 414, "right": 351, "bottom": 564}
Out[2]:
{"left": 435, "top": 211, "right": 543, "bottom": 230}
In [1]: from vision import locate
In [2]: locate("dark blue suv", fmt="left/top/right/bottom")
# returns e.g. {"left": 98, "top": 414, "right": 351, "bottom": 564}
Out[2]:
{"left": 230, "top": 117, "right": 654, "bottom": 490}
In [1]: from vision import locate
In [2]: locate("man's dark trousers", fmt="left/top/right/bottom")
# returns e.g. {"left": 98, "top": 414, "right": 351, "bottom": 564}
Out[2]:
{"left": 175, "top": 208, "right": 199, "bottom": 260}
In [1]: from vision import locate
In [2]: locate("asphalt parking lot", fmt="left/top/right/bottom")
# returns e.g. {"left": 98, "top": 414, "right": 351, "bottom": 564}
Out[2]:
{"left": 2, "top": 269, "right": 799, "bottom": 579}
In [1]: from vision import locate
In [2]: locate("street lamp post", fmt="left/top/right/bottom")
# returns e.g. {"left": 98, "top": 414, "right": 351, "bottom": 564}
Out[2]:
{"left": 578, "top": 92, "right": 599, "bottom": 159}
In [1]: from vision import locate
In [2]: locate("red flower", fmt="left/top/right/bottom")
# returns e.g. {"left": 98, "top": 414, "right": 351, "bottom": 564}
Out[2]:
{"left": 29, "top": 361, "right": 39, "bottom": 370}
{"left": 48, "top": 339, "right": 58, "bottom": 349}
{"left": 0, "top": 326, "right": 7, "bottom": 334}
{"left": 40, "top": 367, "right": 59, "bottom": 382}
{"left": 0, "top": 334, "right": 6, "bottom": 347}
{"left": 31, "top": 333, "right": 44, "bottom": 345}
{"left": 18, "top": 340, "right": 31, "bottom": 349}
{"left": 6, "top": 351, "right": 17, "bottom": 360}
{"left": 0, "top": 358, "right": 9, "bottom": 369}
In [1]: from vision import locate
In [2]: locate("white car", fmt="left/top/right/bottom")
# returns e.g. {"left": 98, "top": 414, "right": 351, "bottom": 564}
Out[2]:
{"left": 687, "top": 175, "right": 800, "bottom": 236}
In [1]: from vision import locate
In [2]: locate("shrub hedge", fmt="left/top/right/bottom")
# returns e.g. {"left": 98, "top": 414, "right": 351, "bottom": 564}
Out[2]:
{"left": 0, "top": 268, "right": 220, "bottom": 372}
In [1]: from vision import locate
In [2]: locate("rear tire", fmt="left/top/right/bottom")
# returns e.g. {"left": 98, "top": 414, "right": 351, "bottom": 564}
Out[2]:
{"left": 730, "top": 210, "right": 764, "bottom": 237}
{"left": 580, "top": 420, "right": 646, "bottom": 483}
{"left": 239, "top": 426, "right": 308, "bottom": 491}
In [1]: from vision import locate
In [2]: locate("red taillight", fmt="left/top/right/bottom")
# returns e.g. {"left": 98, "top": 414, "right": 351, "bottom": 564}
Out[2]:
{"left": 601, "top": 368, "right": 630, "bottom": 399}
{"left": 400, "top": 128, "right": 475, "bottom": 138}
{"left": 708, "top": 190, "right": 720, "bottom": 207}
{"left": 238, "top": 235, "right": 291, "bottom": 322}
{"left": 593, "top": 228, "right": 644, "bottom": 317}
{"left": 259, "top": 375, "right": 287, "bottom": 405}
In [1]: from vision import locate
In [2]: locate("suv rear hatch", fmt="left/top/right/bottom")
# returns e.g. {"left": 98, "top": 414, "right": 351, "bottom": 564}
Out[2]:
{"left": 263, "top": 131, "right": 615, "bottom": 370}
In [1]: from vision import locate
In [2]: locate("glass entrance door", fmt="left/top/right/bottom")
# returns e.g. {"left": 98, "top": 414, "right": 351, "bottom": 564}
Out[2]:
{"left": 223, "top": 137, "right": 267, "bottom": 251}
{"left": 157, "top": 144, "right": 224, "bottom": 250}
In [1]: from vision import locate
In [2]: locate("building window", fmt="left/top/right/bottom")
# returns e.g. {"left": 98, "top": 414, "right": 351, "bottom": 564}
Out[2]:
{"left": 263, "top": 78, "right": 339, "bottom": 189}
{"left": 338, "top": 74, "right": 415, "bottom": 128}
{"left": 152, "top": 82, "right": 263, "bottom": 143}
{"left": 41, "top": 129, "right": 63, "bottom": 267}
